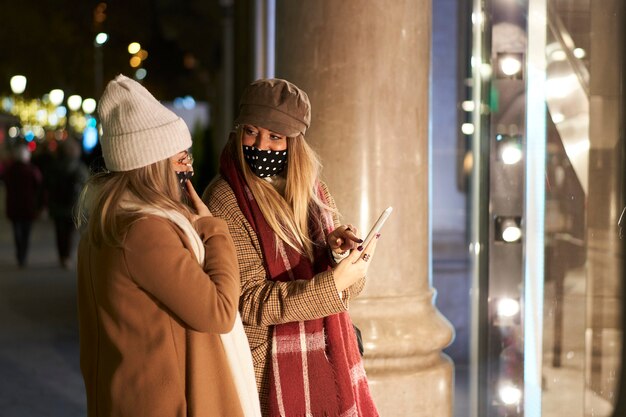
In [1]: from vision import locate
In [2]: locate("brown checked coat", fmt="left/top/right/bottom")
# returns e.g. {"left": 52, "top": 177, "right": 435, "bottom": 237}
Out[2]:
{"left": 77, "top": 215, "right": 244, "bottom": 417}
{"left": 203, "top": 178, "right": 365, "bottom": 414}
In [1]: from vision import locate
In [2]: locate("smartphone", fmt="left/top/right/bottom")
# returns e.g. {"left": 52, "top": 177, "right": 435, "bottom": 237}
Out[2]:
{"left": 360, "top": 206, "right": 393, "bottom": 249}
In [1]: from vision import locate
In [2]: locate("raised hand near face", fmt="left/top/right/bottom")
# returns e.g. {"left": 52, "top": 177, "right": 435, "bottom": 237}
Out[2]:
{"left": 185, "top": 180, "right": 212, "bottom": 222}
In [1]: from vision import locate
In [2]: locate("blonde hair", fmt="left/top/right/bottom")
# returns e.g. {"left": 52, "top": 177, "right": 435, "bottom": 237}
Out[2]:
{"left": 226, "top": 126, "right": 335, "bottom": 259}
{"left": 76, "top": 158, "right": 192, "bottom": 247}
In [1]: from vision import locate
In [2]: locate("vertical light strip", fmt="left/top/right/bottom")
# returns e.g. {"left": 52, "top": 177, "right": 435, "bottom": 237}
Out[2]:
{"left": 253, "top": 0, "right": 275, "bottom": 79}
{"left": 219, "top": 0, "right": 235, "bottom": 146}
{"left": 254, "top": 0, "right": 265, "bottom": 79}
{"left": 266, "top": 0, "right": 276, "bottom": 78}
{"left": 524, "top": 0, "right": 547, "bottom": 415}
{"left": 469, "top": 1, "right": 484, "bottom": 417}
{"left": 427, "top": 10, "right": 434, "bottom": 289}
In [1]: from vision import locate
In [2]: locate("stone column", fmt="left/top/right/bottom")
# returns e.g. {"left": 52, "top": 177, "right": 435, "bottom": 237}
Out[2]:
{"left": 274, "top": 1, "right": 455, "bottom": 416}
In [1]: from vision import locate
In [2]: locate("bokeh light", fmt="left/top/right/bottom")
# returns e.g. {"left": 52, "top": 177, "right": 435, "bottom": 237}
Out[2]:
{"left": 82, "top": 98, "right": 97, "bottom": 114}
{"left": 128, "top": 42, "right": 141, "bottom": 54}
{"left": 130, "top": 56, "right": 142, "bottom": 68}
{"left": 49, "top": 89, "right": 65, "bottom": 106}
{"left": 67, "top": 95, "right": 83, "bottom": 111}
{"left": 135, "top": 68, "right": 147, "bottom": 80}
{"left": 10, "top": 75, "right": 27, "bottom": 94}
{"left": 95, "top": 32, "right": 109, "bottom": 45}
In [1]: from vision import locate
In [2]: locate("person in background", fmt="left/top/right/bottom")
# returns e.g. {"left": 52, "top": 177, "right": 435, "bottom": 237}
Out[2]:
{"left": 76, "top": 74, "right": 261, "bottom": 417}
{"left": 1, "top": 142, "right": 43, "bottom": 267}
{"left": 45, "top": 138, "right": 88, "bottom": 268}
{"left": 203, "top": 78, "right": 380, "bottom": 417}
{"left": 31, "top": 138, "right": 55, "bottom": 185}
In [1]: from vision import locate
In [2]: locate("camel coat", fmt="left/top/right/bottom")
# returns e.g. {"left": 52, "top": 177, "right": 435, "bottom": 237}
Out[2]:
{"left": 77, "top": 214, "right": 244, "bottom": 417}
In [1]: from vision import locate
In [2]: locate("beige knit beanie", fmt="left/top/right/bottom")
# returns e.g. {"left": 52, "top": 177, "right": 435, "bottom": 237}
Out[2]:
{"left": 98, "top": 74, "right": 191, "bottom": 171}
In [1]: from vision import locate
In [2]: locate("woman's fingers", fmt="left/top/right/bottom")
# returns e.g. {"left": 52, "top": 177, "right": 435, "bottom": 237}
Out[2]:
{"left": 329, "top": 223, "right": 365, "bottom": 254}
{"left": 346, "top": 244, "right": 364, "bottom": 260}
{"left": 186, "top": 179, "right": 198, "bottom": 197}
{"left": 329, "top": 225, "right": 348, "bottom": 249}
{"left": 360, "top": 235, "right": 379, "bottom": 262}
{"left": 334, "top": 224, "right": 362, "bottom": 250}
{"left": 343, "top": 224, "right": 362, "bottom": 244}
{"left": 333, "top": 233, "right": 382, "bottom": 291}
{"left": 350, "top": 233, "right": 379, "bottom": 264}
{"left": 186, "top": 181, "right": 211, "bottom": 217}
{"left": 361, "top": 232, "right": 379, "bottom": 255}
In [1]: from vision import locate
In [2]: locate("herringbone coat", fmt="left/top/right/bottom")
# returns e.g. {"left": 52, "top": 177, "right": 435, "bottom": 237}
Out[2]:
{"left": 204, "top": 177, "right": 365, "bottom": 414}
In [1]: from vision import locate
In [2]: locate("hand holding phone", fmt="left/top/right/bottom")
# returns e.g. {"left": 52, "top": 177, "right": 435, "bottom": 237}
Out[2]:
{"left": 334, "top": 208, "right": 390, "bottom": 290}
{"left": 358, "top": 206, "right": 393, "bottom": 251}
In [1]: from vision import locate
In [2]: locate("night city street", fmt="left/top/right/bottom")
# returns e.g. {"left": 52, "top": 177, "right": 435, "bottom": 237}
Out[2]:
{"left": 0, "top": 195, "right": 85, "bottom": 416}
{"left": 1, "top": 0, "right": 625, "bottom": 416}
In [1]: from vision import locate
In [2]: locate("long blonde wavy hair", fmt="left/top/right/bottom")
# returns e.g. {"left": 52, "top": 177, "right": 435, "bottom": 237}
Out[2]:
{"left": 76, "top": 158, "right": 192, "bottom": 247}
{"left": 224, "top": 126, "right": 335, "bottom": 260}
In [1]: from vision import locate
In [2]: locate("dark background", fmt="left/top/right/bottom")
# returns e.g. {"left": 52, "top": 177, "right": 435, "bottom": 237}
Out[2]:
{"left": 0, "top": 0, "right": 225, "bottom": 101}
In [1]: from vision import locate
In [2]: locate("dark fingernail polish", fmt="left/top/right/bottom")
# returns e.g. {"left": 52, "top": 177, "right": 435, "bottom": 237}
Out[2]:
{"left": 357, "top": 239, "right": 363, "bottom": 243}
{"left": 357, "top": 246, "right": 363, "bottom": 251}
{"left": 376, "top": 233, "right": 381, "bottom": 238}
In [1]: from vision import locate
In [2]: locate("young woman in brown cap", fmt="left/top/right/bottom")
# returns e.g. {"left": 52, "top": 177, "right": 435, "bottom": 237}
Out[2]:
{"left": 76, "top": 74, "right": 261, "bottom": 417}
{"left": 203, "top": 78, "right": 380, "bottom": 417}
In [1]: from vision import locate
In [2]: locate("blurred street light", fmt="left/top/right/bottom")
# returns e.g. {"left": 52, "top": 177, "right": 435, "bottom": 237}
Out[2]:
{"left": 135, "top": 68, "right": 147, "bottom": 80}
{"left": 128, "top": 42, "right": 141, "bottom": 54}
{"left": 94, "top": 33, "right": 109, "bottom": 97}
{"left": 10, "top": 75, "right": 27, "bottom": 95}
{"left": 49, "top": 89, "right": 65, "bottom": 106}
{"left": 130, "top": 56, "right": 142, "bottom": 68}
{"left": 95, "top": 32, "right": 109, "bottom": 46}
{"left": 82, "top": 98, "right": 97, "bottom": 114}
{"left": 67, "top": 95, "right": 83, "bottom": 111}
{"left": 127, "top": 42, "right": 148, "bottom": 80}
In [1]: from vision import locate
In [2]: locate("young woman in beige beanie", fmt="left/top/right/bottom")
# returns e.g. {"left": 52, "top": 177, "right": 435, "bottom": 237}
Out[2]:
{"left": 76, "top": 74, "right": 261, "bottom": 417}
{"left": 203, "top": 78, "right": 380, "bottom": 417}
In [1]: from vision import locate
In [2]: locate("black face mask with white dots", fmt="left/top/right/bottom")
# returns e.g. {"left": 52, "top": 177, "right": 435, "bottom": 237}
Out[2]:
{"left": 175, "top": 171, "right": 194, "bottom": 202}
{"left": 242, "top": 145, "right": 288, "bottom": 178}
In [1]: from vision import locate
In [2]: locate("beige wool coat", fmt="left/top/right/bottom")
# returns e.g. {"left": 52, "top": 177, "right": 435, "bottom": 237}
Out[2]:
{"left": 77, "top": 214, "right": 244, "bottom": 417}
{"left": 204, "top": 178, "right": 365, "bottom": 414}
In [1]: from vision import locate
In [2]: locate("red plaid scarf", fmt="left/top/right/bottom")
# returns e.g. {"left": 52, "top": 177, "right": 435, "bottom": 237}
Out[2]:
{"left": 220, "top": 148, "right": 378, "bottom": 417}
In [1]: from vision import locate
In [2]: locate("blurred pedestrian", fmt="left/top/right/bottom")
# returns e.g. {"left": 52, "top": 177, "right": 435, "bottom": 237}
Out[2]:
{"left": 0, "top": 143, "right": 43, "bottom": 267}
{"left": 45, "top": 138, "right": 88, "bottom": 268}
{"left": 76, "top": 74, "right": 260, "bottom": 417}
{"left": 31, "top": 138, "right": 54, "bottom": 181}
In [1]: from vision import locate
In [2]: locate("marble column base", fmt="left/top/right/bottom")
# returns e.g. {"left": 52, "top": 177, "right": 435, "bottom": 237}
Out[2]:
{"left": 368, "top": 355, "right": 454, "bottom": 417}
{"left": 351, "top": 290, "right": 455, "bottom": 416}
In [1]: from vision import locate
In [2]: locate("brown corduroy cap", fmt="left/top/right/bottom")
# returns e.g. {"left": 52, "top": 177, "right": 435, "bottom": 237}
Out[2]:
{"left": 234, "top": 78, "right": 311, "bottom": 137}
